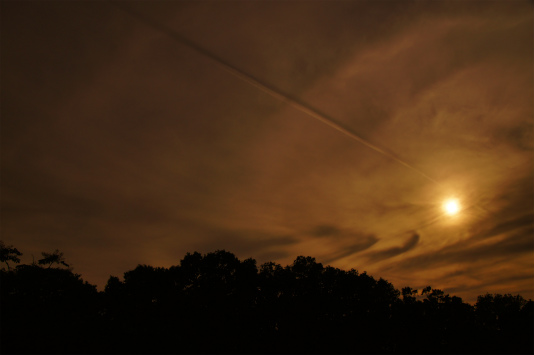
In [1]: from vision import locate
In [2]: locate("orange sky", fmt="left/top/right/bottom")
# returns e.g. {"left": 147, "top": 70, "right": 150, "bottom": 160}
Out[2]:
{"left": 1, "top": 0, "right": 533, "bottom": 303}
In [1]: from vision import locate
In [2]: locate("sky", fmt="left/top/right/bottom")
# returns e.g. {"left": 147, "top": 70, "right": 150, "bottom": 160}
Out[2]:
{"left": 1, "top": 0, "right": 533, "bottom": 303}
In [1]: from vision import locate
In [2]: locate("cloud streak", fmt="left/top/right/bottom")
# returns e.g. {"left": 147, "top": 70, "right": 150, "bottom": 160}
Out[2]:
{"left": 323, "top": 235, "right": 379, "bottom": 265}
{"left": 386, "top": 220, "right": 534, "bottom": 273}
{"left": 366, "top": 233, "right": 420, "bottom": 263}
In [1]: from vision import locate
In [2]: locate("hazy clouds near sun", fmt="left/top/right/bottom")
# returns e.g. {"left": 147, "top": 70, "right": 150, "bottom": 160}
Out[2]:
{"left": 1, "top": 0, "right": 532, "bottom": 302}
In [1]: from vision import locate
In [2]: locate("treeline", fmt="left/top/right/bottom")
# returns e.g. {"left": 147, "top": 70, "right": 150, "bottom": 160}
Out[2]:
{"left": 1, "top": 242, "right": 533, "bottom": 354}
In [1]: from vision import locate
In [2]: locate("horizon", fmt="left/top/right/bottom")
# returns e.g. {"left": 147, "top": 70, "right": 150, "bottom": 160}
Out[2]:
{"left": 3, "top": 248, "right": 533, "bottom": 354}
{"left": 4, "top": 243, "right": 531, "bottom": 306}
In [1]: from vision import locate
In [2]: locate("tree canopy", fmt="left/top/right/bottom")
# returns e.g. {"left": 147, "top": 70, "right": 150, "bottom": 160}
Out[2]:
{"left": 0, "top": 243, "right": 532, "bottom": 354}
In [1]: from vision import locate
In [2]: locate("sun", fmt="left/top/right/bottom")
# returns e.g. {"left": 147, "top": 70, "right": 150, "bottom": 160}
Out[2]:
{"left": 443, "top": 199, "right": 460, "bottom": 216}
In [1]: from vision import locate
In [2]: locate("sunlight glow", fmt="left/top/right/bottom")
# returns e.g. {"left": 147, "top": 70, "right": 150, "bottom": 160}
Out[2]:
{"left": 443, "top": 199, "right": 460, "bottom": 216}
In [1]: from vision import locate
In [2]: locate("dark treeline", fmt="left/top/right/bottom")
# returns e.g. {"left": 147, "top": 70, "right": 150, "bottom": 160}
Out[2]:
{"left": 1, "top": 242, "right": 533, "bottom": 354}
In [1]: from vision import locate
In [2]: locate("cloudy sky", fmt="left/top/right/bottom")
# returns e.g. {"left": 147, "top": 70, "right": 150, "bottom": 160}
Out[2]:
{"left": 2, "top": 0, "right": 533, "bottom": 303}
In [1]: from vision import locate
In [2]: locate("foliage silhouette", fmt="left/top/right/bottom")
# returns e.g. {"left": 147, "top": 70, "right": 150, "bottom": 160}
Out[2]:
{"left": 38, "top": 249, "right": 70, "bottom": 268}
{"left": 0, "top": 240, "right": 22, "bottom": 270}
{"left": 0, "top": 242, "right": 532, "bottom": 354}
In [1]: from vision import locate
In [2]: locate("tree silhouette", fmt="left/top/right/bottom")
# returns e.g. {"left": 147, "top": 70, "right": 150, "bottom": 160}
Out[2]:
{"left": 401, "top": 286, "right": 418, "bottom": 303}
{"left": 1, "top": 244, "right": 533, "bottom": 354}
{"left": 1, "top": 248, "right": 99, "bottom": 354}
{"left": 474, "top": 293, "right": 533, "bottom": 353}
{"left": 0, "top": 240, "right": 22, "bottom": 270}
{"left": 38, "top": 249, "right": 70, "bottom": 268}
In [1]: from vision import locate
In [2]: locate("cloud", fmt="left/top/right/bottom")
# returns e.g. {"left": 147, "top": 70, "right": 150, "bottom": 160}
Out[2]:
{"left": 366, "top": 233, "right": 420, "bottom": 263}
{"left": 390, "top": 221, "right": 533, "bottom": 273}
{"left": 310, "top": 225, "right": 342, "bottom": 238}
{"left": 497, "top": 121, "right": 534, "bottom": 152}
{"left": 199, "top": 228, "right": 299, "bottom": 260}
{"left": 444, "top": 271, "right": 534, "bottom": 301}
{"left": 322, "top": 234, "right": 378, "bottom": 264}
{"left": 469, "top": 213, "right": 534, "bottom": 242}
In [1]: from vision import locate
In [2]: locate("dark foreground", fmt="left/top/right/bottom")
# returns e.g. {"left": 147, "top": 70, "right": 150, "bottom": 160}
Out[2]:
{"left": 1, "top": 248, "right": 533, "bottom": 354}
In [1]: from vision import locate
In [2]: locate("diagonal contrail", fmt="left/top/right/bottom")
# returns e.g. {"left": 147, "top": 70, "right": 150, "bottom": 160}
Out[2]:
{"left": 110, "top": 2, "right": 439, "bottom": 185}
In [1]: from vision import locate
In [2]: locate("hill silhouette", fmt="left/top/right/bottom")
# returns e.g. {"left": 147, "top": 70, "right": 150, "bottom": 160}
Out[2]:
{"left": 1, "top": 244, "right": 533, "bottom": 354}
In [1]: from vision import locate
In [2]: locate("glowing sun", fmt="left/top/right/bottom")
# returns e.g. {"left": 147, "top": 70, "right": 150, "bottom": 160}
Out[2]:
{"left": 443, "top": 199, "right": 460, "bottom": 215}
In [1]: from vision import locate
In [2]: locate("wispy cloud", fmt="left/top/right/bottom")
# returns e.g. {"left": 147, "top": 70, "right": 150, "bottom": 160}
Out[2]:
{"left": 366, "top": 233, "right": 420, "bottom": 263}
{"left": 387, "top": 223, "right": 533, "bottom": 273}
{"left": 323, "top": 235, "right": 379, "bottom": 264}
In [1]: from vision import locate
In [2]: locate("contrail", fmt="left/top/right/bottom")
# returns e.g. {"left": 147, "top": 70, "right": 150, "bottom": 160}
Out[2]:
{"left": 110, "top": 2, "right": 439, "bottom": 185}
